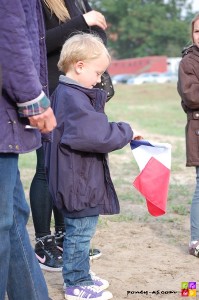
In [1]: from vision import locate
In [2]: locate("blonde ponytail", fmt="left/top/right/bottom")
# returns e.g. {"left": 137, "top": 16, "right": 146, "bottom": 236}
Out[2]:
{"left": 43, "top": 0, "right": 70, "bottom": 22}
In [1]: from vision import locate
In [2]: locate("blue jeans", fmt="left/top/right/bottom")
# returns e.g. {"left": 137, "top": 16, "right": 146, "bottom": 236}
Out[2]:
{"left": 0, "top": 154, "right": 49, "bottom": 300}
{"left": 191, "top": 166, "right": 199, "bottom": 241}
{"left": 63, "top": 216, "right": 98, "bottom": 287}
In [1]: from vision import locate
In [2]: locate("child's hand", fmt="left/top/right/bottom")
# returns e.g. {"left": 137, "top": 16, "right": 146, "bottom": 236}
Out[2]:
{"left": 132, "top": 130, "right": 144, "bottom": 140}
{"left": 133, "top": 135, "right": 144, "bottom": 140}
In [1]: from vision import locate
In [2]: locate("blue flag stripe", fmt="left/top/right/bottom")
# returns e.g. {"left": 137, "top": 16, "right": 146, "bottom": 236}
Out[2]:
{"left": 130, "top": 140, "right": 154, "bottom": 150}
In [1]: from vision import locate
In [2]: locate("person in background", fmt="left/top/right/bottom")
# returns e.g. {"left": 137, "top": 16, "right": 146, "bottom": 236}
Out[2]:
{"left": 30, "top": 0, "right": 108, "bottom": 272}
{"left": 178, "top": 13, "right": 199, "bottom": 258}
{"left": 0, "top": 0, "right": 56, "bottom": 299}
{"left": 44, "top": 32, "right": 135, "bottom": 300}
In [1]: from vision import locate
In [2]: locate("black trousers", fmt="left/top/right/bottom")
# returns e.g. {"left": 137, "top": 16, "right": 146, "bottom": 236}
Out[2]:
{"left": 29, "top": 146, "right": 65, "bottom": 239}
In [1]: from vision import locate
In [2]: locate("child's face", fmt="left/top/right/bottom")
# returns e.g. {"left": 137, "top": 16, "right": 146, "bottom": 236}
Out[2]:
{"left": 193, "top": 19, "right": 199, "bottom": 47}
{"left": 77, "top": 53, "right": 110, "bottom": 89}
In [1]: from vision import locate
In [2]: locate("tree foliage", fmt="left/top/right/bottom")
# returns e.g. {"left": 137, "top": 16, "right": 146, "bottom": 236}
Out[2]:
{"left": 89, "top": 0, "right": 195, "bottom": 59}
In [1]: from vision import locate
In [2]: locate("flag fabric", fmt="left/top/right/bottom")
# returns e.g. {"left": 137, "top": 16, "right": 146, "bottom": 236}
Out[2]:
{"left": 130, "top": 140, "right": 171, "bottom": 217}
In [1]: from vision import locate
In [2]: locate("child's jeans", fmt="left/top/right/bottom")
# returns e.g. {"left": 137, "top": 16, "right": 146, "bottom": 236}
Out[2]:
{"left": 191, "top": 166, "right": 199, "bottom": 241}
{"left": 63, "top": 215, "right": 99, "bottom": 286}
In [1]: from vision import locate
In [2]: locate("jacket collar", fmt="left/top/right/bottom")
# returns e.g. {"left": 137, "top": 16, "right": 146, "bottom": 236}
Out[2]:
{"left": 182, "top": 44, "right": 199, "bottom": 58}
{"left": 59, "top": 75, "right": 81, "bottom": 86}
{"left": 59, "top": 75, "right": 107, "bottom": 111}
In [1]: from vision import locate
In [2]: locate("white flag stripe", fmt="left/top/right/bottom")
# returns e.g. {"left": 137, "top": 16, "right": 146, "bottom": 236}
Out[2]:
{"left": 132, "top": 143, "right": 171, "bottom": 171}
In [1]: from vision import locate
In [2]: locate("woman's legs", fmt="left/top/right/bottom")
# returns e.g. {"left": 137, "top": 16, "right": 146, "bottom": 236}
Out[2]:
{"left": 190, "top": 166, "right": 199, "bottom": 241}
{"left": 0, "top": 153, "right": 49, "bottom": 300}
{"left": 53, "top": 205, "right": 65, "bottom": 234}
{"left": 29, "top": 146, "right": 64, "bottom": 271}
{"left": 189, "top": 166, "right": 199, "bottom": 257}
{"left": 30, "top": 146, "right": 53, "bottom": 238}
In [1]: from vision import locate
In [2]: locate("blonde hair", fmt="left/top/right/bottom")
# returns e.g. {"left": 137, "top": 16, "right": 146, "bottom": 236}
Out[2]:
{"left": 58, "top": 33, "right": 111, "bottom": 73}
{"left": 43, "top": 0, "right": 70, "bottom": 22}
{"left": 191, "top": 13, "right": 199, "bottom": 43}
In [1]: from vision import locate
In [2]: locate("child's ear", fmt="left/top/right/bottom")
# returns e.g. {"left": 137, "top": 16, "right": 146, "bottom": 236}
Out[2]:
{"left": 75, "top": 61, "right": 84, "bottom": 74}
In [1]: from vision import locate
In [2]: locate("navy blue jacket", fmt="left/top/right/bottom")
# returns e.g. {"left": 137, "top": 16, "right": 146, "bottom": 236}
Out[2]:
{"left": 44, "top": 77, "right": 133, "bottom": 218}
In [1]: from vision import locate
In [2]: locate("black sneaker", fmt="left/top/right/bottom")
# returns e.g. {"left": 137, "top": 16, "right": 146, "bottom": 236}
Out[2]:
{"left": 55, "top": 230, "right": 65, "bottom": 252}
{"left": 89, "top": 248, "right": 102, "bottom": 260}
{"left": 35, "top": 235, "right": 63, "bottom": 272}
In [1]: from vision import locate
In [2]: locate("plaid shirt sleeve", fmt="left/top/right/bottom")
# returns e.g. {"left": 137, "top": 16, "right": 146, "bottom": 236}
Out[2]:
{"left": 17, "top": 91, "right": 50, "bottom": 117}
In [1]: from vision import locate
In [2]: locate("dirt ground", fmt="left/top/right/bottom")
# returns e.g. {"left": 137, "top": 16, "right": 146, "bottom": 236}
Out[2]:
{"left": 28, "top": 200, "right": 199, "bottom": 300}
{"left": 25, "top": 133, "right": 199, "bottom": 300}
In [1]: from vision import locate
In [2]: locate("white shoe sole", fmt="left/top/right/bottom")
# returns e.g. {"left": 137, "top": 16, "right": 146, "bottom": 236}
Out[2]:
{"left": 39, "top": 262, "right": 63, "bottom": 272}
{"left": 65, "top": 290, "right": 113, "bottom": 300}
{"left": 89, "top": 252, "right": 102, "bottom": 261}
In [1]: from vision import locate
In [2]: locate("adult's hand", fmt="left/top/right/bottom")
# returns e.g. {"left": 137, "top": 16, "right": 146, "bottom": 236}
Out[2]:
{"left": 83, "top": 10, "right": 107, "bottom": 30}
{"left": 28, "top": 107, "right": 57, "bottom": 133}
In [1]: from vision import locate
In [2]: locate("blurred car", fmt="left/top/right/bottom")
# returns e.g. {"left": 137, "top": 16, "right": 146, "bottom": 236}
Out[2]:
{"left": 127, "top": 72, "right": 161, "bottom": 85}
{"left": 155, "top": 71, "right": 178, "bottom": 84}
{"left": 111, "top": 73, "right": 135, "bottom": 85}
{"left": 126, "top": 75, "right": 137, "bottom": 85}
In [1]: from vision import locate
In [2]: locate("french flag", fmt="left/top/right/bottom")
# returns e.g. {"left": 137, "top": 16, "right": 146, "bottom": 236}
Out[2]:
{"left": 130, "top": 140, "right": 171, "bottom": 217}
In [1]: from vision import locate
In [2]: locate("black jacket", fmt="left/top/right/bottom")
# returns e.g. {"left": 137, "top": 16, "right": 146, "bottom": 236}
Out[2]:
{"left": 44, "top": 76, "right": 133, "bottom": 218}
{"left": 41, "top": 0, "right": 107, "bottom": 94}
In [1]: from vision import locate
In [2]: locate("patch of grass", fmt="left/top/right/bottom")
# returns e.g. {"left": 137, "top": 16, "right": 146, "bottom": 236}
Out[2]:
{"left": 170, "top": 204, "right": 189, "bottom": 216}
{"left": 99, "top": 213, "right": 150, "bottom": 224}
{"left": 19, "top": 152, "right": 36, "bottom": 197}
{"left": 19, "top": 151, "right": 36, "bottom": 169}
{"left": 160, "top": 216, "right": 180, "bottom": 223}
{"left": 168, "top": 184, "right": 193, "bottom": 209}
{"left": 106, "top": 83, "right": 186, "bottom": 137}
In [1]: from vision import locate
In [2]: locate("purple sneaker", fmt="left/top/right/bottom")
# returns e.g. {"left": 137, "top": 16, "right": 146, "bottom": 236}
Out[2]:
{"left": 92, "top": 275, "right": 109, "bottom": 292}
{"left": 189, "top": 241, "right": 199, "bottom": 257}
{"left": 63, "top": 275, "right": 109, "bottom": 292}
{"left": 65, "top": 286, "right": 112, "bottom": 300}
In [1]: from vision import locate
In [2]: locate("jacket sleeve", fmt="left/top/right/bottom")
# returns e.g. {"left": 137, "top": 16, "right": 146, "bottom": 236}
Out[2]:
{"left": 59, "top": 92, "right": 133, "bottom": 153}
{"left": 0, "top": 1, "right": 45, "bottom": 106}
{"left": 45, "top": 3, "right": 107, "bottom": 54}
{"left": 45, "top": 15, "right": 89, "bottom": 53}
{"left": 0, "top": 65, "right": 2, "bottom": 98}
{"left": 178, "top": 59, "right": 199, "bottom": 110}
